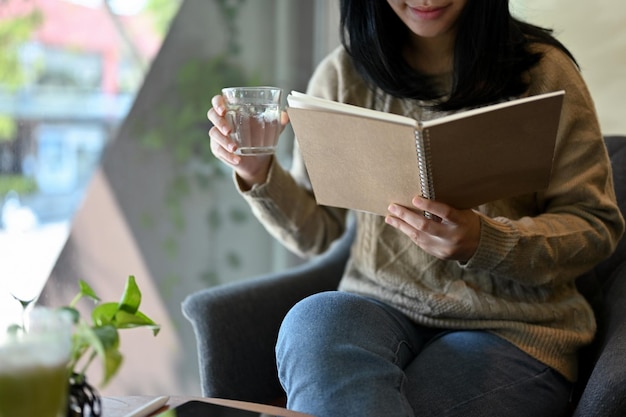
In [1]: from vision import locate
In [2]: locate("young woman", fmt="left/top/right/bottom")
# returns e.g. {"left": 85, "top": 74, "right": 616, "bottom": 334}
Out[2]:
{"left": 208, "top": 1, "right": 625, "bottom": 416}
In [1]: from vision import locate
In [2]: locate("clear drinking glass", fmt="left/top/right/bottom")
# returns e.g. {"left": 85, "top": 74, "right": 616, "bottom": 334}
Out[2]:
{"left": 0, "top": 307, "right": 72, "bottom": 417}
{"left": 222, "top": 86, "right": 283, "bottom": 155}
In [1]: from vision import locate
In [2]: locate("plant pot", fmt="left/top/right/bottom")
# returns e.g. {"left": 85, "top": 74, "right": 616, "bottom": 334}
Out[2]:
{"left": 67, "top": 373, "right": 102, "bottom": 417}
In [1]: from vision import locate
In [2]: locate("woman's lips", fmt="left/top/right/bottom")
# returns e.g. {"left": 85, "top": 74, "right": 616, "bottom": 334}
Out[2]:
{"left": 409, "top": 5, "right": 448, "bottom": 20}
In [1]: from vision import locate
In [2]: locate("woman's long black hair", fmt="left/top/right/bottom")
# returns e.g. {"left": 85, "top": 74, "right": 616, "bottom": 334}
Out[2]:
{"left": 340, "top": 0, "right": 577, "bottom": 110}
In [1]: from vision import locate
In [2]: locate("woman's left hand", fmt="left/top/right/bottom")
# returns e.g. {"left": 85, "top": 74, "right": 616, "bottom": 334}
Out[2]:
{"left": 385, "top": 196, "right": 481, "bottom": 262}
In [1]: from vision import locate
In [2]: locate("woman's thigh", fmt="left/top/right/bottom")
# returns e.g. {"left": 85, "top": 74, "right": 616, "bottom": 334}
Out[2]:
{"left": 404, "top": 330, "right": 572, "bottom": 417}
{"left": 276, "top": 291, "right": 435, "bottom": 417}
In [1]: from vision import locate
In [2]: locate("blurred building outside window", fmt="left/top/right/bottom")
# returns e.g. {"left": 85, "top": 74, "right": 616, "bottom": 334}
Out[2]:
{"left": 0, "top": 0, "right": 179, "bottom": 333}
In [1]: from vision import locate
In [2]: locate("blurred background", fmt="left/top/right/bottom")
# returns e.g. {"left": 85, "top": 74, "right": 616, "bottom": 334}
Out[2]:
{"left": 0, "top": 0, "right": 623, "bottom": 397}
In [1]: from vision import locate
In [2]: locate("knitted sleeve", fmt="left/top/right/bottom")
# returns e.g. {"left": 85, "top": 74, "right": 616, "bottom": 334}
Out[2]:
{"left": 233, "top": 48, "right": 350, "bottom": 258}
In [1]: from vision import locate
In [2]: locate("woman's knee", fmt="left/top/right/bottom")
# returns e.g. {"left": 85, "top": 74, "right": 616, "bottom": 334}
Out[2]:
{"left": 277, "top": 291, "right": 360, "bottom": 350}
{"left": 276, "top": 292, "right": 357, "bottom": 382}
{"left": 276, "top": 291, "right": 419, "bottom": 366}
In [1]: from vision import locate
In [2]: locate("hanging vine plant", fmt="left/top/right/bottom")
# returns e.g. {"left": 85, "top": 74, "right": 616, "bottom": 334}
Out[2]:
{"left": 133, "top": 0, "right": 258, "bottom": 288}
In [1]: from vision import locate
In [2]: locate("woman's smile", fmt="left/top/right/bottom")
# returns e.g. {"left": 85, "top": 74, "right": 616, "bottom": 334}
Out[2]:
{"left": 408, "top": 4, "right": 450, "bottom": 21}
{"left": 387, "top": 0, "right": 466, "bottom": 40}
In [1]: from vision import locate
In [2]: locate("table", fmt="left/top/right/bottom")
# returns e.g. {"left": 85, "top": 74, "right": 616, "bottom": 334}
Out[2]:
{"left": 102, "top": 396, "right": 314, "bottom": 417}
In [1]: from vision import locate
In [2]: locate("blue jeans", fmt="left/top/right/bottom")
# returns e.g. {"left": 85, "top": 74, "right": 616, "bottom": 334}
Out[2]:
{"left": 276, "top": 291, "right": 572, "bottom": 417}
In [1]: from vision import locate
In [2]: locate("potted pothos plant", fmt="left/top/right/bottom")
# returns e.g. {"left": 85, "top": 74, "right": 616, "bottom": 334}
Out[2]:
{"left": 60, "top": 276, "right": 160, "bottom": 417}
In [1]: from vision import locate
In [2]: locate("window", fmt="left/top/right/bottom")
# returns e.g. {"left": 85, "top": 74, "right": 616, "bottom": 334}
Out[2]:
{"left": 0, "top": 0, "right": 176, "bottom": 342}
{"left": 1, "top": 0, "right": 340, "bottom": 396}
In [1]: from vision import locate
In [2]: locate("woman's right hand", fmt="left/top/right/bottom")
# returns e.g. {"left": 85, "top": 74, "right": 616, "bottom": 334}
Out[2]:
{"left": 207, "top": 94, "right": 274, "bottom": 189}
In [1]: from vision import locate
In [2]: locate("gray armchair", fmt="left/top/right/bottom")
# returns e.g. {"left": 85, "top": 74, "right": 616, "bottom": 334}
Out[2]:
{"left": 182, "top": 136, "right": 626, "bottom": 416}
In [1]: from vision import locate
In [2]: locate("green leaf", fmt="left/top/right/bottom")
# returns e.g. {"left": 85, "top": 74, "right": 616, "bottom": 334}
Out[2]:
{"left": 91, "top": 303, "right": 160, "bottom": 336}
{"left": 113, "top": 310, "right": 161, "bottom": 336}
{"left": 91, "top": 302, "right": 119, "bottom": 327}
{"left": 102, "top": 347, "right": 123, "bottom": 386}
{"left": 96, "top": 326, "right": 122, "bottom": 386}
{"left": 78, "top": 280, "right": 101, "bottom": 302}
{"left": 117, "top": 275, "right": 141, "bottom": 314}
{"left": 69, "top": 280, "right": 100, "bottom": 308}
{"left": 93, "top": 325, "right": 119, "bottom": 351}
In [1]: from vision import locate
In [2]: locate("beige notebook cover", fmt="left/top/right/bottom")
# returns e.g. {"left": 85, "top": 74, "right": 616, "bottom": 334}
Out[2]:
{"left": 287, "top": 91, "right": 564, "bottom": 216}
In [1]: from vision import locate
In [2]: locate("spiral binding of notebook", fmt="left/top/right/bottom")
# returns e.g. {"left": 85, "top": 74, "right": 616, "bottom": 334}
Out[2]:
{"left": 415, "top": 129, "right": 435, "bottom": 200}
{"left": 415, "top": 129, "right": 437, "bottom": 219}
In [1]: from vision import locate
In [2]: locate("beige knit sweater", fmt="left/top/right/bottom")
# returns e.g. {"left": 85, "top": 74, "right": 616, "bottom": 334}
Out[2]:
{"left": 236, "top": 44, "right": 625, "bottom": 382}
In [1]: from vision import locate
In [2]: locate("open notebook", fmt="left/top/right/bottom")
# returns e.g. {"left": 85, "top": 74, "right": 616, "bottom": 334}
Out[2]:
{"left": 287, "top": 90, "right": 564, "bottom": 215}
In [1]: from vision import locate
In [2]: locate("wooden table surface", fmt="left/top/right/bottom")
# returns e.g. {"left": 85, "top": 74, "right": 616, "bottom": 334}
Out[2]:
{"left": 102, "top": 396, "right": 313, "bottom": 417}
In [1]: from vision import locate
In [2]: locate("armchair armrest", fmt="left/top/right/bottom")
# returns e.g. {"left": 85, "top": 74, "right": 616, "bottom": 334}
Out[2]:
{"left": 181, "top": 224, "right": 354, "bottom": 404}
{"left": 574, "top": 262, "right": 626, "bottom": 417}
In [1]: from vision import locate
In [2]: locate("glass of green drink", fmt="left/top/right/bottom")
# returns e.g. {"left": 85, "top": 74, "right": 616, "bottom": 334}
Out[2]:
{"left": 0, "top": 307, "right": 72, "bottom": 417}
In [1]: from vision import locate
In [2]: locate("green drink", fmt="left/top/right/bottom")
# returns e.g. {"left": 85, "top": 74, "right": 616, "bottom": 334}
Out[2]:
{"left": 0, "top": 363, "right": 68, "bottom": 417}
{"left": 0, "top": 308, "right": 71, "bottom": 417}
